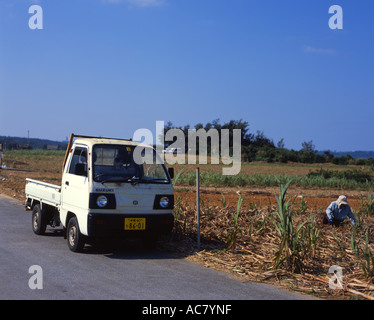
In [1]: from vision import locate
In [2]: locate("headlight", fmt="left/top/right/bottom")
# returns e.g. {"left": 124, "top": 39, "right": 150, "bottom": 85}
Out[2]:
{"left": 89, "top": 193, "right": 116, "bottom": 209}
{"left": 96, "top": 195, "right": 108, "bottom": 208}
{"left": 159, "top": 196, "right": 170, "bottom": 208}
{"left": 153, "top": 194, "right": 174, "bottom": 209}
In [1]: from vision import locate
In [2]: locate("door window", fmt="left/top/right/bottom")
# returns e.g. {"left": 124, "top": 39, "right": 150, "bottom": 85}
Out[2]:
{"left": 68, "top": 147, "right": 88, "bottom": 177}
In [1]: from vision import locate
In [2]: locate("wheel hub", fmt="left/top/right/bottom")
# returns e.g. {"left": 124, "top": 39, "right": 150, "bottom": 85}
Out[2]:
{"left": 33, "top": 212, "right": 39, "bottom": 230}
{"left": 69, "top": 225, "right": 77, "bottom": 246}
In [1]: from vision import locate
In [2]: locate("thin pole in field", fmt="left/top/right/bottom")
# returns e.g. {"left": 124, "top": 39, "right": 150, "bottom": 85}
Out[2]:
{"left": 196, "top": 167, "right": 200, "bottom": 251}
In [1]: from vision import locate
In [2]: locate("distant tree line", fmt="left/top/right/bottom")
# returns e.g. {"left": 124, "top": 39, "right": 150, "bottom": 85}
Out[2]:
{"left": 163, "top": 119, "right": 374, "bottom": 166}
{"left": 2, "top": 123, "right": 374, "bottom": 167}
{"left": 0, "top": 136, "right": 67, "bottom": 150}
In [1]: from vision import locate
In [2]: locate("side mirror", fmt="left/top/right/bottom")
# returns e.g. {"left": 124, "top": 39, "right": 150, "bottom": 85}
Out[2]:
{"left": 168, "top": 167, "right": 174, "bottom": 179}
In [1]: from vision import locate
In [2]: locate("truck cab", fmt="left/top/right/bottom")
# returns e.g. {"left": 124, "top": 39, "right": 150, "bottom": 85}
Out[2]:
{"left": 26, "top": 135, "right": 175, "bottom": 252}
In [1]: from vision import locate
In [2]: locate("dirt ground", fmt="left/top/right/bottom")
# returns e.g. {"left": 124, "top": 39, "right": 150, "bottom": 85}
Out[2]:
{"left": 0, "top": 167, "right": 365, "bottom": 213}
{"left": 174, "top": 185, "right": 365, "bottom": 213}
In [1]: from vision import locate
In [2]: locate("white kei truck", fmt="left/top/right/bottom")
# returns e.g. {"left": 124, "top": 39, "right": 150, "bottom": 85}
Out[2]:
{"left": 25, "top": 134, "right": 175, "bottom": 252}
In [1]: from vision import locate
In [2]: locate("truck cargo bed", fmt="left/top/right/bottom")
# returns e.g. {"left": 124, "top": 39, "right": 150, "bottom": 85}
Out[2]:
{"left": 25, "top": 178, "right": 61, "bottom": 208}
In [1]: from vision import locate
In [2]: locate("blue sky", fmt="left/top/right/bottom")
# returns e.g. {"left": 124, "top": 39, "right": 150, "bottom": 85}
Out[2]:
{"left": 0, "top": 0, "right": 373, "bottom": 151}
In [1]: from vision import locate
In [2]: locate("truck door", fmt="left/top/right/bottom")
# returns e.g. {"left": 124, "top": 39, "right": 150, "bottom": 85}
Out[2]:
{"left": 61, "top": 146, "right": 89, "bottom": 221}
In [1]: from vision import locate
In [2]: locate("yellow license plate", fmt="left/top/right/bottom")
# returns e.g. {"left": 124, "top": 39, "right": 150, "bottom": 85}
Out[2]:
{"left": 124, "top": 218, "right": 146, "bottom": 230}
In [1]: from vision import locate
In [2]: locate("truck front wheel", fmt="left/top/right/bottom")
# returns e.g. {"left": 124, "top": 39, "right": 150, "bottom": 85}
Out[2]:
{"left": 67, "top": 217, "right": 86, "bottom": 252}
{"left": 32, "top": 204, "right": 47, "bottom": 235}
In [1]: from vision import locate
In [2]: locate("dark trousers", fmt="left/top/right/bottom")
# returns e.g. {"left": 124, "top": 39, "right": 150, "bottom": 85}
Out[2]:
{"left": 322, "top": 212, "right": 343, "bottom": 226}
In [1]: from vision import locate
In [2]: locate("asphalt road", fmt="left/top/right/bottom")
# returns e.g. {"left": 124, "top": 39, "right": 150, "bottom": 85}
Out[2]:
{"left": 0, "top": 194, "right": 313, "bottom": 301}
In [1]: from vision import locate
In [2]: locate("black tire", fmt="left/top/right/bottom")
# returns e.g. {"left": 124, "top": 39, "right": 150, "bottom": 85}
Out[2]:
{"left": 32, "top": 204, "right": 47, "bottom": 235}
{"left": 67, "top": 217, "right": 86, "bottom": 252}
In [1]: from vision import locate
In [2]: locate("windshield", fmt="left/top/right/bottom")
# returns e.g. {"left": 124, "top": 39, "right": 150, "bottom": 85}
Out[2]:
{"left": 92, "top": 144, "right": 169, "bottom": 184}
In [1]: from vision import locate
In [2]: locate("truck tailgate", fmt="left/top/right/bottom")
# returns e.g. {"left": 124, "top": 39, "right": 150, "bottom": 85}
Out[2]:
{"left": 25, "top": 178, "right": 61, "bottom": 207}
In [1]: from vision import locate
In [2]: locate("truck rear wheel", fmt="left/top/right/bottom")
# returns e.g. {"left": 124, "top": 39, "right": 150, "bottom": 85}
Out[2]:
{"left": 67, "top": 217, "right": 86, "bottom": 252}
{"left": 32, "top": 204, "right": 47, "bottom": 235}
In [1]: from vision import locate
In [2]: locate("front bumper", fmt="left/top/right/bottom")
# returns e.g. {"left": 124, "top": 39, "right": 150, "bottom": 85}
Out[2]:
{"left": 87, "top": 213, "right": 174, "bottom": 238}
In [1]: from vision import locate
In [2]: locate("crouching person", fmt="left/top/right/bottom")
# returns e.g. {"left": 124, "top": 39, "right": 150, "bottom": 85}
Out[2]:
{"left": 323, "top": 195, "right": 356, "bottom": 226}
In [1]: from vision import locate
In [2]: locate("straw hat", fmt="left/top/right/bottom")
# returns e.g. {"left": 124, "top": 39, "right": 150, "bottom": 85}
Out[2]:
{"left": 337, "top": 195, "right": 349, "bottom": 207}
